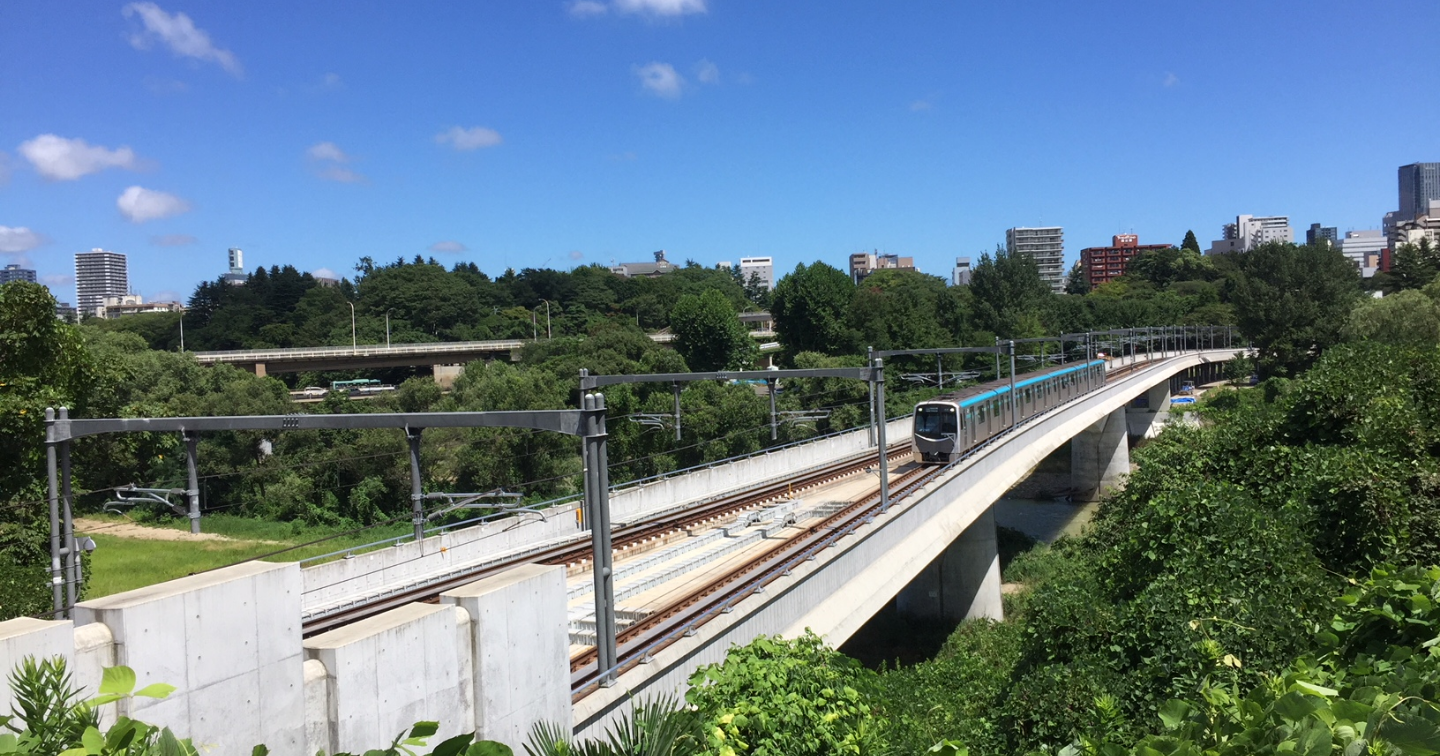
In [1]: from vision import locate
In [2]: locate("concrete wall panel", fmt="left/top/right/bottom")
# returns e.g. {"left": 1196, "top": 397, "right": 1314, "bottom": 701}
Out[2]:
{"left": 0, "top": 618, "right": 75, "bottom": 723}
{"left": 442, "top": 563, "right": 569, "bottom": 748}
{"left": 303, "top": 603, "right": 473, "bottom": 754}
{"left": 73, "top": 561, "right": 305, "bottom": 756}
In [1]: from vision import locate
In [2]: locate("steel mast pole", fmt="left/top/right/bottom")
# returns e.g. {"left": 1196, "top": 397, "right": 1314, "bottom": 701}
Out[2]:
{"left": 874, "top": 358, "right": 890, "bottom": 513}
{"left": 1009, "top": 341, "right": 1018, "bottom": 427}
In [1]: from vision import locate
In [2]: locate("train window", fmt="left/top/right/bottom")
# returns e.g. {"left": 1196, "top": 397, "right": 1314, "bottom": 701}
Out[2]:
{"left": 915, "top": 405, "right": 958, "bottom": 437}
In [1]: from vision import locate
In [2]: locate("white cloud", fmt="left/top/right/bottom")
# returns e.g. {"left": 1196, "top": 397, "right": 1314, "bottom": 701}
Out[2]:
{"left": 18, "top": 135, "right": 141, "bottom": 181}
{"left": 307, "top": 142, "right": 366, "bottom": 182}
{"left": 567, "top": 0, "right": 609, "bottom": 18}
{"left": 568, "top": 250, "right": 584, "bottom": 261}
{"left": 434, "top": 126, "right": 503, "bottom": 151}
{"left": 117, "top": 185, "right": 191, "bottom": 223}
{"left": 42, "top": 274, "right": 75, "bottom": 287}
{"left": 615, "top": 0, "right": 706, "bottom": 16}
{"left": 634, "top": 62, "right": 684, "bottom": 98}
{"left": 696, "top": 59, "right": 719, "bottom": 84}
{"left": 307, "top": 141, "right": 351, "bottom": 162}
{"left": 1163, "top": 72, "right": 1179, "bottom": 87}
{"left": 311, "top": 267, "right": 337, "bottom": 279}
{"left": 0, "top": 226, "right": 46, "bottom": 254}
{"left": 429, "top": 240, "right": 467, "bottom": 253}
{"left": 151, "top": 233, "right": 198, "bottom": 246}
{"left": 322, "top": 72, "right": 342, "bottom": 88}
{"left": 910, "top": 99, "right": 932, "bottom": 112}
{"left": 123, "top": 2, "right": 243, "bottom": 77}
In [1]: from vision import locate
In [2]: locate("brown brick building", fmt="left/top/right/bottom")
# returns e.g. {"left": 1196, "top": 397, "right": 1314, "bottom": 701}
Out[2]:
{"left": 1079, "top": 234, "right": 1169, "bottom": 289}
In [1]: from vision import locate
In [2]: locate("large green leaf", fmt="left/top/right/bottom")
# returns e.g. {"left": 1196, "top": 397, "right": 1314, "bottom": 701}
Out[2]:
{"left": 98, "top": 666, "right": 136, "bottom": 696}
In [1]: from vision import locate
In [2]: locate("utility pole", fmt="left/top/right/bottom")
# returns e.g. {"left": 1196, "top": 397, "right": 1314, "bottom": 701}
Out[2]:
{"left": 347, "top": 301, "right": 357, "bottom": 352}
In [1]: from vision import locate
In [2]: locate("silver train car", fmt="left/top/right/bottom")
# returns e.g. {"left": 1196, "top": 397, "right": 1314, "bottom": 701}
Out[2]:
{"left": 912, "top": 359, "right": 1107, "bottom": 464}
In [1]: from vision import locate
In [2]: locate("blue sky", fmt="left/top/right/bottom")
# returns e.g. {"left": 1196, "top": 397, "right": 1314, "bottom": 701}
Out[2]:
{"left": 3, "top": 0, "right": 1438, "bottom": 305}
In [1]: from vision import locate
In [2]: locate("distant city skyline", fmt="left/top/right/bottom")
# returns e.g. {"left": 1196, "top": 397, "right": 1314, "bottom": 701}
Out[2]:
{"left": 3, "top": 2, "right": 1437, "bottom": 302}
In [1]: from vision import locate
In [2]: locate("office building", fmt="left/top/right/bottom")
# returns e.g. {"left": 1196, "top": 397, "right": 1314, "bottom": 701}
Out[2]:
{"left": 1206, "top": 215, "right": 1293, "bottom": 255}
{"left": 1338, "top": 230, "right": 1386, "bottom": 275}
{"left": 738, "top": 256, "right": 774, "bottom": 290}
{"left": 74, "top": 249, "right": 129, "bottom": 317}
{"left": 1395, "top": 200, "right": 1440, "bottom": 249}
{"left": 223, "top": 247, "right": 247, "bottom": 285}
{"left": 848, "top": 251, "right": 915, "bottom": 284}
{"left": 1079, "top": 234, "right": 1170, "bottom": 289}
{"left": 611, "top": 250, "right": 676, "bottom": 279}
{"left": 1006, "top": 227, "right": 1065, "bottom": 293}
{"left": 952, "top": 257, "right": 972, "bottom": 286}
{"left": 1398, "top": 163, "right": 1440, "bottom": 222}
{"left": 55, "top": 302, "right": 76, "bottom": 322}
{"left": 1306, "top": 223, "right": 1338, "bottom": 247}
{"left": 1, "top": 264, "right": 37, "bottom": 284}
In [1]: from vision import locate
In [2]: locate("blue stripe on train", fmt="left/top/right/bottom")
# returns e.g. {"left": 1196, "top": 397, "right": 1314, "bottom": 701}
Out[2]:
{"left": 951, "top": 359, "right": 1105, "bottom": 408}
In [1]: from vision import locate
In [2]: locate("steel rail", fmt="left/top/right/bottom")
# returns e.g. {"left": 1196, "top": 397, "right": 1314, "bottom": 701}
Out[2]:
{"left": 299, "top": 443, "right": 912, "bottom": 636}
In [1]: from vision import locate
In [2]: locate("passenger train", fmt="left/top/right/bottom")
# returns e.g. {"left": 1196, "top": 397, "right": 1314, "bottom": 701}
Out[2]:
{"left": 912, "top": 359, "right": 1107, "bottom": 464}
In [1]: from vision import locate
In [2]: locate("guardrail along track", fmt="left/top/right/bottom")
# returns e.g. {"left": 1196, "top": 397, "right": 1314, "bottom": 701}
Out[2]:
{"left": 300, "top": 443, "right": 911, "bottom": 637}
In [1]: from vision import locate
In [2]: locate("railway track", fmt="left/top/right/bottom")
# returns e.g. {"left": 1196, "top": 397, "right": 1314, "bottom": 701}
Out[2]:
{"left": 300, "top": 442, "right": 912, "bottom": 637}
{"left": 565, "top": 356, "right": 1193, "bottom": 697}
{"left": 568, "top": 459, "right": 939, "bottom": 696}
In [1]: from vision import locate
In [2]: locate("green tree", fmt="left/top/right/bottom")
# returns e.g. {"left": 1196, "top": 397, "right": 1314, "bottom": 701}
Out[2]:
{"left": 1226, "top": 242, "right": 1359, "bottom": 376}
{"left": 969, "top": 245, "right": 1051, "bottom": 339}
{"left": 847, "top": 269, "right": 953, "bottom": 351}
{"left": 0, "top": 282, "right": 100, "bottom": 619}
{"left": 1181, "top": 229, "right": 1201, "bottom": 252}
{"left": 1064, "top": 262, "right": 1090, "bottom": 295}
{"left": 1389, "top": 237, "right": 1440, "bottom": 291}
{"left": 771, "top": 262, "right": 856, "bottom": 356}
{"left": 1341, "top": 288, "right": 1440, "bottom": 347}
{"left": 1125, "top": 246, "right": 1215, "bottom": 287}
{"left": 669, "top": 289, "right": 755, "bottom": 371}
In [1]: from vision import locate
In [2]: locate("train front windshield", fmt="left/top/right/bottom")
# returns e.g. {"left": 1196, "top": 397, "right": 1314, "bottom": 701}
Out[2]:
{"left": 915, "top": 405, "right": 958, "bottom": 438}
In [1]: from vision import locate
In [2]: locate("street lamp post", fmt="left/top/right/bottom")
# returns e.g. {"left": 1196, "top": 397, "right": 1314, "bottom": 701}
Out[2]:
{"left": 178, "top": 310, "right": 185, "bottom": 352}
{"left": 385, "top": 309, "right": 393, "bottom": 348}
{"left": 539, "top": 299, "right": 552, "bottom": 339}
{"left": 347, "top": 301, "right": 357, "bottom": 352}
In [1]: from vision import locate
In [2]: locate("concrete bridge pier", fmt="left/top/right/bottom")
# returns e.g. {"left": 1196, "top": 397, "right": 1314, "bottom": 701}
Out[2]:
{"left": 1127, "top": 383, "right": 1171, "bottom": 439}
{"left": 893, "top": 508, "right": 1003, "bottom": 622}
{"left": 1072, "top": 406, "right": 1129, "bottom": 501}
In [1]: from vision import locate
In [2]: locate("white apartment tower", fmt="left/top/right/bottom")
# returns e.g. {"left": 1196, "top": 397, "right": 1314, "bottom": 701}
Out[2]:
{"left": 952, "top": 257, "right": 972, "bottom": 286}
{"left": 74, "top": 249, "right": 129, "bottom": 317}
{"left": 1206, "top": 215, "right": 1293, "bottom": 255}
{"left": 1006, "top": 227, "right": 1065, "bottom": 293}
{"left": 738, "top": 256, "right": 774, "bottom": 290}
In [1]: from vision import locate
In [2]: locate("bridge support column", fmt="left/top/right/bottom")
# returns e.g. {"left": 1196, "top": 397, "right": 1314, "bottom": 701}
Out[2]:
{"left": 894, "top": 508, "right": 1003, "bottom": 622}
{"left": 252, "top": 362, "right": 267, "bottom": 377}
{"left": 1127, "top": 384, "right": 1170, "bottom": 440}
{"left": 441, "top": 563, "right": 570, "bottom": 747}
{"left": 432, "top": 364, "right": 464, "bottom": 389}
{"left": 1072, "top": 406, "right": 1129, "bottom": 501}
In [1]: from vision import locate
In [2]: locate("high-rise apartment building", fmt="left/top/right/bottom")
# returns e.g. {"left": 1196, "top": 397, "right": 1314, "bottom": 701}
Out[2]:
{"left": 738, "top": 256, "right": 774, "bottom": 290}
{"left": 1398, "top": 163, "right": 1440, "bottom": 223}
{"left": 1, "top": 264, "right": 37, "bottom": 284}
{"left": 1395, "top": 200, "right": 1440, "bottom": 249}
{"left": 75, "top": 249, "right": 128, "bottom": 317}
{"left": 1206, "top": 215, "right": 1293, "bottom": 255}
{"left": 848, "top": 251, "right": 915, "bottom": 284}
{"left": 1006, "top": 227, "right": 1065, "bottom": 293}
{"left": 1079, "top": 234, "right": 1170, "bottom": 289}
{"left": 1306, "top": 223, "right": 1338, "bottom": 247}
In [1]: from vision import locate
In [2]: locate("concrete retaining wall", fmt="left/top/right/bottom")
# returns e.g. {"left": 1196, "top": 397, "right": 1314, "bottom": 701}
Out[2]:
{"left": 301, "top": 418, "right": 910, "bottom": 619}
{"left": 0, "top": 561, "right": 569, "bottom": 756}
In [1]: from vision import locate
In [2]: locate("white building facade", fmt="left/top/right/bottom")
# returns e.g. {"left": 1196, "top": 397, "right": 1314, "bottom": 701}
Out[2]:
{"left": 75, "top": 249, "right": 129, "bottom": 317}
{"left": 1206, "top": 215, "right": 1293, "bottom": 255}
{"left": 738, "top": 256, "right": 774, "bottom": 290}
{"left": 1338, "top": 230, "right": 1387, "bottom": 276}
{"left": 952, "top": 257, "right": 972, "bottom": 286}
{"left": 1005, "top": 227, "right": 1065, "bottom": 293}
